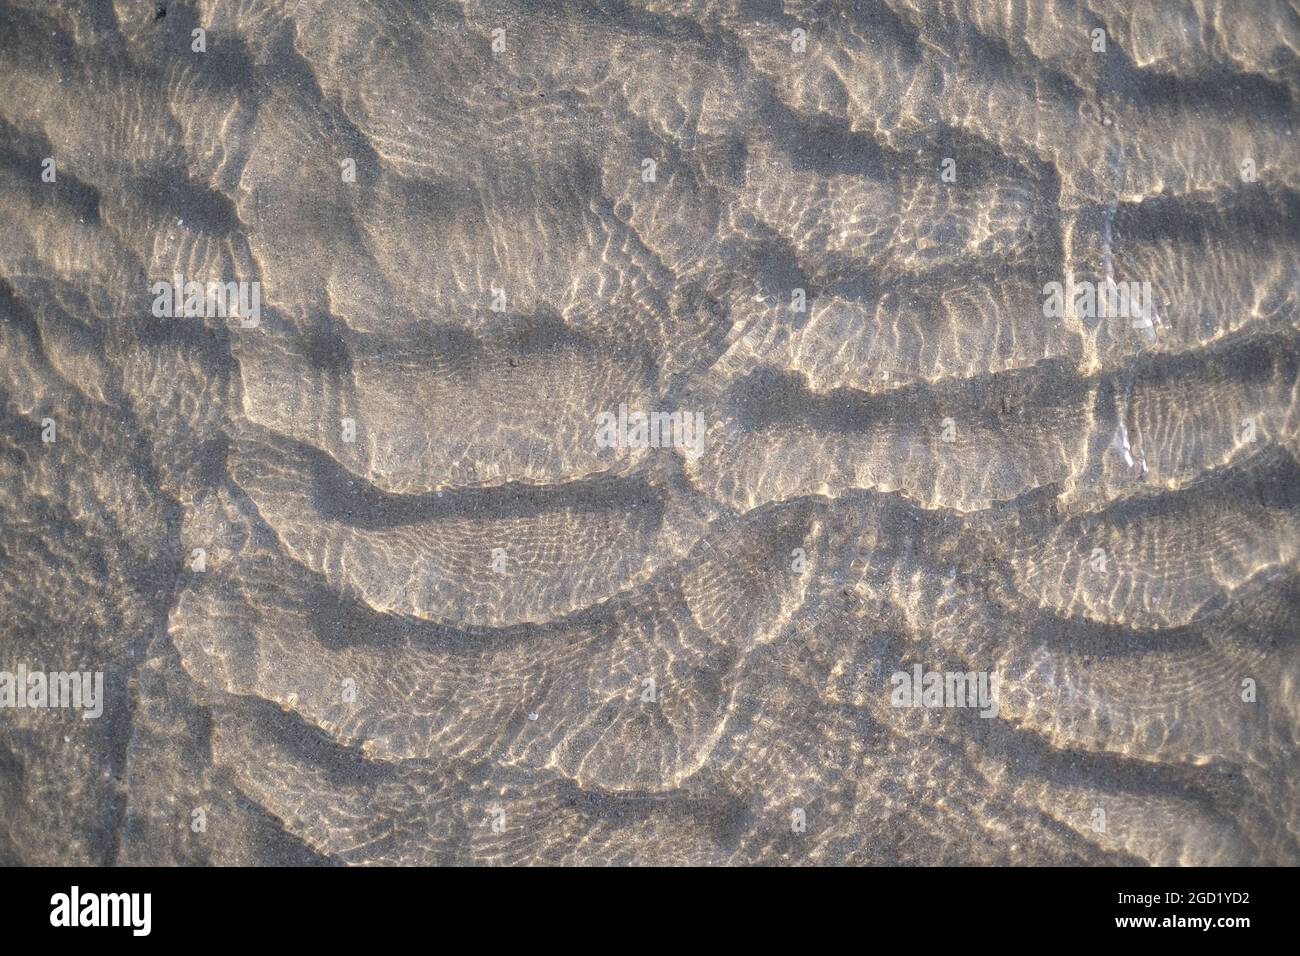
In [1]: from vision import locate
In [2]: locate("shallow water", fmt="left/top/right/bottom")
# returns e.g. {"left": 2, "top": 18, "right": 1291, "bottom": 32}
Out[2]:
{"left": 0, "top": 0, "right": 1297, "bottom": 865}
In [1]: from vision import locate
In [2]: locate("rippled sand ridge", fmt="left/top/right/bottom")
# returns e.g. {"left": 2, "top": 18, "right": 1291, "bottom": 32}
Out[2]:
{"left": 0, "top": 0, "right": 1298, "bottom": 866}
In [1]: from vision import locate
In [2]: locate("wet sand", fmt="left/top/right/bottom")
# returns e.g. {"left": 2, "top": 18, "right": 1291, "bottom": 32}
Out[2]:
{"left": 0, "top": 0, "right": 1297, "bottom": 865}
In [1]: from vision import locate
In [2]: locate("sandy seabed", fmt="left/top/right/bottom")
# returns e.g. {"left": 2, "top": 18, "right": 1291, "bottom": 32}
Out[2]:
{"left": 0, "top": 0, "right": 1298, "bottom": 865}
